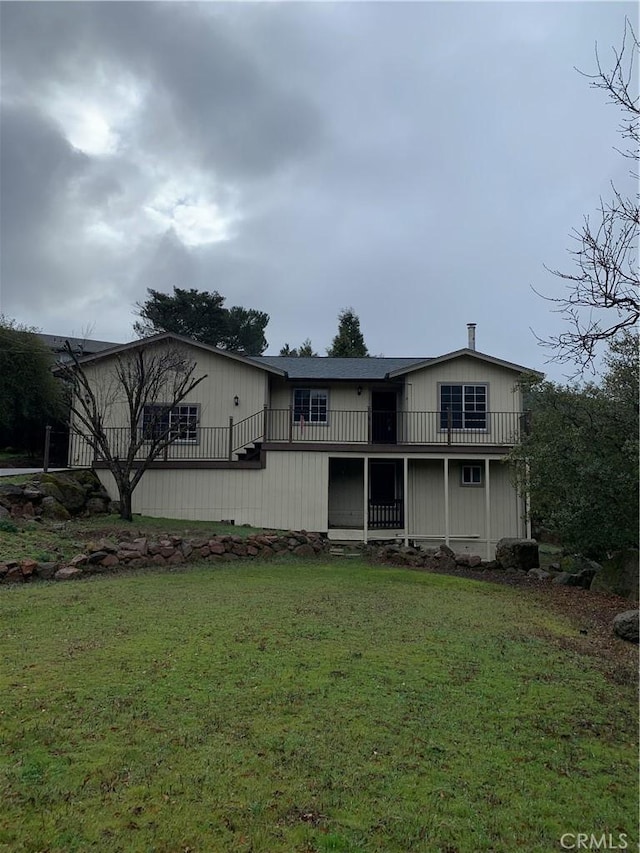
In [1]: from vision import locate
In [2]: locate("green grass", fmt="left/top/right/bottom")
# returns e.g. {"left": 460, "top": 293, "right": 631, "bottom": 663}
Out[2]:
{"left": 0, "top": 560, "right": 637, "bottom": 853}
{"left": 0, "top": 514, "right": 279, "bottom": 563}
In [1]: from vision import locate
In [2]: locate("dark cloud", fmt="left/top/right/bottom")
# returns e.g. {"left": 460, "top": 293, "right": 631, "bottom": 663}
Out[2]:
{"left": 0, "top": 1, "right": 636, "bottom": 374}
{"left": 0, "top": 103, "right": 88, "bottom": 305}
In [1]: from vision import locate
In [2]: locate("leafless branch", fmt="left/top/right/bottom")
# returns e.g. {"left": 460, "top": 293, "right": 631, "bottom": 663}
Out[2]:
{"left": 537, "top": 20, "right": 639, "bottom": 372}
{"left": 58, "top": 341, "right": 206, "bottom": 519}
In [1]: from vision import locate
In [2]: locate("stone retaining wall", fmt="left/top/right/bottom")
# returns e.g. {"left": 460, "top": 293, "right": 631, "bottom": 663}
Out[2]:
{"left": 369, "top": 542, "right": 490, "bottom": 571}
{"left": 0, "top": 470, "right": 112, "bottom": 521}
{"left": 1, "top": 534, "right": 543, "bottom": 584}
{"left": 0, "top": 531, "right": 328, "bottom": 583}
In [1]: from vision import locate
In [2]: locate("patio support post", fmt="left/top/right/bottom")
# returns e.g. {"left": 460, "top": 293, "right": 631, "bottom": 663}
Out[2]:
{"left": 444, "top": 456, "right": 450, "bottom": 547}
{"left": 403, "top": 456, "right": 409, "bottom": 547}
{"left": 485, "top": 458, "right": 491, "bottom": 561}
{"left": 524, "top": 460, "right": 532, "bottom": 539}
{"left": 288, "top": 406, "right": 293, "bottom": 444}
{"left": 363, "top": 457, "right": 369, "bottom": 545}
{"left": 228, "top": 416, "right": 233, "bottom": 462}
{"left": 43, "top": 425, "right": 52, "bottom": 473}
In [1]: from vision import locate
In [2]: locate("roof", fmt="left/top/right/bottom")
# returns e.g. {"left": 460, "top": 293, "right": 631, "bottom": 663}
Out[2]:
{"left": 38, "top": 333, "right": 121, "bottom": 357}
{"left": 386, "top": 349, "right": 540, "bottom": 378}
{"left": 50, "top": 331, "right": 540, "bottom": 380}
{"left": 55, "top": 332, "right": 287, "bottom": 376}
{"left": 255, "top": 350, "right": 540, "bottom": 380}
{"left": 253, "top": 356, "right": 426, "bottom": 381}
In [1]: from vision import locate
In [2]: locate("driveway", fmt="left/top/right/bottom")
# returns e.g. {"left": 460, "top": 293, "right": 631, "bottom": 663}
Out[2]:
{"left": 0, "top": 468, "right": 68, "bottom": 477}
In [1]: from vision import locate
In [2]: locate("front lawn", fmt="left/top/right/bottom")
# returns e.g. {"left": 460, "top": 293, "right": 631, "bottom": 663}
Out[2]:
{"left": 0, "top": 561, "right": 636, "bottom": 852}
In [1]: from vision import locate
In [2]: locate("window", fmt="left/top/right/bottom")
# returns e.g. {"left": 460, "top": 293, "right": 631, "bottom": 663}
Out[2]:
{"left": 293, "top": 389, "right": 328, "bottom": 424}
{"left": 142, "top": 404, "right": 199, "bottom": 443}
{"left": 440, "top": 384, "right": 487, "bottom": 430}
{"left": 461, "top": 464, "right": 483, "bottom": 486}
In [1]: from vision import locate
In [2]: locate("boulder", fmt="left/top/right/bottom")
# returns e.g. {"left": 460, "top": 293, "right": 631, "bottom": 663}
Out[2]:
{"left": 0, "top": 484, "right": 27, "bottom": 505}
{"left": 85, "top": 497, "right": 109, "bottom": 515}
{"left": 55, "top": 567, "right": 83, "bottom": 581}
{"left": 437, "top": 543, "right": 455, "bottom": 558}
{"left": 552, "top": 572, "right": 572, "bottom": 585}
{"left": 591, "top": 550, "right": 639, "bottom": 602}
{"left": 566, "top": 568, "right": 598, "bottom": 589}
{"left": 20, "top": 558, "right": 38, "bottom": 577}
{"left": 560, "top": 554, "right": 602, "bottom": 575}
{"left": 495, "top": 538, "right": 539, "bottom": 571}
{"left": 0, "top": 505, "right": 10, "bottom": 520}
{"left": 4, "top": 567, "right": 24, "bottom": 583}
{"left": 528, "top": 568, "right": 550, "bottom": 580}
{"left": 36, "top": 562, "right": 58, "bottom": 580}
{"left": 612, "top": 610, "right": 639, "bottom": 644}
{"left": 40, "top": 496, "right": 71, "bottom": 521}
{"left": 38, "top": 473, "right": 86, "bottom": 512}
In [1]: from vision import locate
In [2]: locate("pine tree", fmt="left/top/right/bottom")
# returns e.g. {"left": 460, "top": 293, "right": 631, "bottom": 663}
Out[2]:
{"left": 279, "top": 338, "right": 318, "bottom": 357}
{"left": 326, "top": 308, "right": 369, "bottom": 357}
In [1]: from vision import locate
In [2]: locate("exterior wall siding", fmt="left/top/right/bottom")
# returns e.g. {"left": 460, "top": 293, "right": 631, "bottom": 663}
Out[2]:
{"left": 72, "top": 342, "right": 269, "bottom": 431}
{"left": 96, "top": 451, "right": 329, "bottom": 531}
{"left": 407, "top": 457, "right": 524, "bottom": 556}
{"left": 405, "top": 356, "right": 522, "bottom": 414}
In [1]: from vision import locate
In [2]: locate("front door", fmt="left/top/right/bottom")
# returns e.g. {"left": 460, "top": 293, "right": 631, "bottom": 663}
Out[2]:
{"left": 369, "top": 460, "right": 403, "bottom": 528}
{"left": 371, "top": 391, "right": 397, "bottom": 444}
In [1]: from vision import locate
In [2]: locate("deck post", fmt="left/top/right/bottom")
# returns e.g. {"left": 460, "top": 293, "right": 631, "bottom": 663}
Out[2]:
{"left": 367, "top": 407, "right": 372, "bottom": 445}
{"left": 444, "top": 456, "right": 450, "bottom": 547}
{"left": 524, "top": 460, "right": 532, "bottom": 539}
{"left": 447, "top": 408, "right": 452, "bottom": 446}
{"left": 288, "top": 406, "right": 293, "bottom": 444}
{"left": 228, "top": 416, "right": 234, "bottom": 461}
{"left": 485, "top": 458, "right": 491, "bottom": 560}
{"left": 403, "top": 456, "right": 409, "bottom": 547}
{"left": 363, "top": 457, "right": 369, "bottom": 545}
{"left": 263, "top": 404, "right": 268, "bottom": 441}
{"left": 43, "top": 425, "right": 52, "bottom": 473}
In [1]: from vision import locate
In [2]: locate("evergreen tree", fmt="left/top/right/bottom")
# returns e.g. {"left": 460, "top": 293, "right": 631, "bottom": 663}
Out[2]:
{"left": 279, "top": 338, "right": 318, "bottom": 357}
{"left": 0, "top": 317, "right": 65, "bottom": 452}
{"left": 326, "top": 308, "right": 369, "bottom": 357}
{"left": 510, "top": 332, "right": 638, "bottom": 558}
{"left": 134, "top": 287, "right": 269, "bottom": 355}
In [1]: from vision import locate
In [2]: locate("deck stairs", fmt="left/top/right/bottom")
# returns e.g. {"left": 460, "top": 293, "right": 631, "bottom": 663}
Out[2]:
{"left": 235, "top": 441, "right": 263, "bottom": 462}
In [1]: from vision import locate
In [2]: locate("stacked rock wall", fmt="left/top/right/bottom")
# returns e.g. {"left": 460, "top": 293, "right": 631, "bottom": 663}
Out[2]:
{"left": 1, "top": 531, "right": 328, "bottom": 583}
{"left": 0, "top": 470, "right": 112, "bottom": 521}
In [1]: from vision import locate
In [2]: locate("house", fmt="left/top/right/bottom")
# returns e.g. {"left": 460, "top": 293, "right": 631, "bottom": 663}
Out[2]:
{"left": 67, "top": 325, "right": 540, "bottom": 558}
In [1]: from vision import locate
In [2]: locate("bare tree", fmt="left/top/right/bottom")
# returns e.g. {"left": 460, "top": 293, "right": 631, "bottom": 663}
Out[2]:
{"left": 59, "top": 341, "right": 206, "bottom": 521}
{"left": 537, "top": 19, "right": 639, "bottom": 372}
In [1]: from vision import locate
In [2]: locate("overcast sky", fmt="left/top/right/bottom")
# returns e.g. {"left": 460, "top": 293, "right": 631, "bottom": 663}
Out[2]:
{"left": 0, "top": 1, "right": 636, "bottom": 378}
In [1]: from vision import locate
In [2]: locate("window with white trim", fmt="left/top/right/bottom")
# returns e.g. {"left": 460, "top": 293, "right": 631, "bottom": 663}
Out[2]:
{"left": 293, "top": 389, "right": 328, "bottom": 424}
{"left": 461, "top": 464, "right": 483, "bottom": 486}
{"left": 440, "top": 384, "right": 487, "bottom": 430}
{"left": 142, "top": 404, "right": 199, "bottom": 443}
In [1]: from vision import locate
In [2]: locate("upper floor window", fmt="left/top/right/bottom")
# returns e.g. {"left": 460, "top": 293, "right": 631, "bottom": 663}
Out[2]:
{"left": 440, "top": 384, "right": 487, "bottom": 430}
{"left": 293, "top": 389, "right": 328, "bottom": 424}
{"left": 142, "top": 404, "right": 199, "bottom": 443}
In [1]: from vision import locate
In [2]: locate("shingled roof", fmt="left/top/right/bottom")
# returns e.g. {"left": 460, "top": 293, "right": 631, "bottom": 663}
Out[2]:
{"left": 252, "top": 356, "right": 428, "bottom": 380}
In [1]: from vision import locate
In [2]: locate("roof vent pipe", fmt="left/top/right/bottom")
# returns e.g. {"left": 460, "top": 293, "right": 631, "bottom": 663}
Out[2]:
{"left": 467, "top": 323, "right": 476, "bottom": 351}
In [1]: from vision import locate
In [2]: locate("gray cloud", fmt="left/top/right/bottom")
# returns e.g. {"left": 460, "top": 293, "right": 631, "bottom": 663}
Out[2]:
{"left": 0, "top": 1, "right": 636, "bottom": 374}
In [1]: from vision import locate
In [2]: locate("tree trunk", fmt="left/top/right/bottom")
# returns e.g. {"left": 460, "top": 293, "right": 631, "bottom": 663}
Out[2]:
{"left": 118, "top": 483, "right": 133, "bottom": 522}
